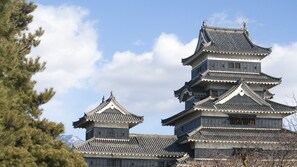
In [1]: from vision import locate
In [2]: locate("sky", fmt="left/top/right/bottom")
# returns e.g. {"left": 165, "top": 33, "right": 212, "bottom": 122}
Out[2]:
{"left": 29, "top": 0, "right": 297, "bottom": 140}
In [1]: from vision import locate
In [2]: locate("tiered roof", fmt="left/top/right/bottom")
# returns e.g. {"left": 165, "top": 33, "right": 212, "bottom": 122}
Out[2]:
{"left": 74, "top": 134, "right": 190, "bottom": 158}
{"left": 73, "top": 93, "right": 143, "bottom": 128}
{"left": 182, "top": 24, "right": 271, "bottom": 65}
{"left": 181, "top": 127, "right": 297, "bottom": 144}
{"left": 194, "top": 98, "right": 295, "bottom": 114}
{"left": 163, "top": 81, "right": 296, "bottom": 126}
{"left": 195, "top": 71, "right": 281, "bottom": 86}
{"left": 174, "top": 83, "right": 206, "bottom": 102}
{"left": 175, "top": 71, "right": 281, "bottom": 101}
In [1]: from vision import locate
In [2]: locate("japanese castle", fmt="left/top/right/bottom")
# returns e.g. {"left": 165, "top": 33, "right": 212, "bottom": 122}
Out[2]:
{"left": 73, "top": 23, "right": 296, "bottom": 167}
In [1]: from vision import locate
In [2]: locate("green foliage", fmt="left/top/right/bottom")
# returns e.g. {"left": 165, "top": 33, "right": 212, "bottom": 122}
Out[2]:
{"left": 0, "top": 0, "right": 87, "bottom": 166}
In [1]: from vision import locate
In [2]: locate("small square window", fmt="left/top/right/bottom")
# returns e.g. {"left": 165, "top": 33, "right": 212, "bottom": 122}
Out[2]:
{"left": 228, "top": 63, "right": 234, "bottom": 68}
{"left": 211, "top": 90, "right": 218, "bottom": 97}
{"left": 235, "top": 63, "right": 241, "bottom": 69}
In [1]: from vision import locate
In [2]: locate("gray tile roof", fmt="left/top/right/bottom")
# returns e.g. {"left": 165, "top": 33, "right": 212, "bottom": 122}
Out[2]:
{"left": 163, "top": 81, "right": 295, "bottom": 126}
{"left": 202, "top": 27, "right": 271, "bottom": 54}
{"left": 86, "top": 112, "right": 142, "bottom": 123}
{"left": 186, "top": 127, "right": 297, "bottom": 144}
{"left": 74, "top": 134, "right": 190, "bottom": 158}
{"left": 86, "top": 93, "right": 131, "bottom": 116}
{"left": 73, "top": 112, "right": 143, "bottom": 128}
{"left": 163, "top": 98, "right": 295, "bottom": 127}
{"left": 162, "top": 96, "right": 295, "bottom": 126}
{"left": 182, "top": 25, "right": 271, "bottom": 65}
{"left": 173, "top": 71, "right": 280, "bottom": 103}
{"left": 174, "top": 83, "right": 206, "bottom": 102}
{"left": 197, "top": 71, "right": 281, "bottom": 85}
{"left": 195, "top": 97, "right": 295, "bottom": 114}
{"left": 264, "top": 89, "right": 274, "bottom": 99}
{"left": 73, "top": 93, "right": 143, "bottom": 128}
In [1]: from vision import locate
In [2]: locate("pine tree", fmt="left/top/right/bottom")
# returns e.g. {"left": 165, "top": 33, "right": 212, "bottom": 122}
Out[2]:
{"left": 0, "top": 0, "right": 87, "bottom": 166}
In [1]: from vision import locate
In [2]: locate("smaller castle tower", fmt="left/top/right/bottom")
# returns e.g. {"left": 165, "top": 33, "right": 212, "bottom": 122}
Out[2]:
{"left": 73, "top": 93, "right": 188, "bottom": 167}
{"left": 73, "top": 92, "right": 143, "bottom": 140}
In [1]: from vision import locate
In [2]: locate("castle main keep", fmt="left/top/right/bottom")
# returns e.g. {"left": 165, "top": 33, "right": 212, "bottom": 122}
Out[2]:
{"left": 73, "top": 23, "right": 297, "bottom": 167}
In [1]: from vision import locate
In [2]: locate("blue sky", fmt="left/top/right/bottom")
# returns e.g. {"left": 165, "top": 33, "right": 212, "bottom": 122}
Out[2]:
{"left": 30, "top": 0, "right": 297, "bottom": 139}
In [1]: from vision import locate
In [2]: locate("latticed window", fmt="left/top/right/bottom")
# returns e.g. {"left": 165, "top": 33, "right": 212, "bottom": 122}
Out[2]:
{"left": 230, "top": 116, "right": 255, "bottom": 125}
{"left": 228, "top": 62, "right": 241, "bottom": 69}
{"left": 107, "top": 129, "right": 115, "bottom": 138}
{"left": 228, "top": 62, "right": 235, "bottom": 68}
{"left": 235, "top": 62, "right": 241, "bottom": 69}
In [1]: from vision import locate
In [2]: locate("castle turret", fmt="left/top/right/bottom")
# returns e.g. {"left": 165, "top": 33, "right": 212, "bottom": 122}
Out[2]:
{"left": 73, "top": 92, "right": 143, "bottom": 140}
{"left": 73, "top": 93, "right": 189, "bottom": 167}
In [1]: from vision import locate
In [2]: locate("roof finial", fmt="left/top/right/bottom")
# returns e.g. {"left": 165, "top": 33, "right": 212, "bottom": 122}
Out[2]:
{"left": 110, "top": 91, "right": 114, "bottom": 98}
{"left": 243, "top": 21, "right": 247, "bottom": 30}
{"left": 202, "top": 20, "right": 206, "bottom": 27}
{"left": 101, "top": 96, "right": 105, "bottom": 103}
{"left": 239, "top": 78, "right": 245, "bottom": 83}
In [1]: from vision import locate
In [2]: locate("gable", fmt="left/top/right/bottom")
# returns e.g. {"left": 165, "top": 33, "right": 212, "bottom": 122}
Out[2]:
{"left": 102, "top": 108, "right": 123, "bottom": 114}
{"left": 225, "top": 94, "right": 259, "bottom": 105}
{"left": 215, "top": 81, "right": 270, "bottom": 106}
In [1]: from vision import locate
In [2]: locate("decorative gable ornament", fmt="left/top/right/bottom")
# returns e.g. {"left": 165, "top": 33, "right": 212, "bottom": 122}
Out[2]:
{"left": 214, "top": 80, "right": 271, "bottom": 106}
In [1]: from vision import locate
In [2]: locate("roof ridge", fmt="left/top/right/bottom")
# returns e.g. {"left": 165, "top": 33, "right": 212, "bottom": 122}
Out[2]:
{"left": 260, "top": 72, "right": 282, "bottom": 81}
{"left": 187, "top": 126, "right": 203, "bottom": 137}
{"left": 267, "top": 99, "right": 297, "bottom": 109}
{"left": 73, "top": 137, "right": 95, "bottom": 148}
{"left": 93, "top": 138, "right": 130, "bottom": 142}
{"left": 209, "top": 70, "right": 259, "bottom": 75}
{"left": 241, "top": 82, "right": 271, "bottom": 106}
{"left": 92, "top": 112, "right": 142, "bottom": 116}
{"left": 86, "top": 93, "right": 142, "bottom": 118}
{"left": 130, "top": 133, "right": 177, "bottom": 138}
{"left": 243, "top": 31, "right": 272, "bottom": 51}
{"left": 214, "top": 82, "right": 241, "bottom": 104}
{"left": 161, "top": 108, "right": 194, "bottom": 126}
{"left": 194, "top": 96, "right": 213, "bottom": 106}
{"left": 202, "top": 126, "right": 282, "bottom": 131}
{"left": 203, "top": 25, "right": 245, "bottom": 32}
{"left": 86, "top": 100, "right": 109, "bottom": 116}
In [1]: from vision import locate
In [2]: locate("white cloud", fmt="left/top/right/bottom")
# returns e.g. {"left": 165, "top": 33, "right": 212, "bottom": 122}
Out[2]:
{"left": 207, "top": 12, "right": 249, "bottom": 28}
{"left": 262, "top": 42, "right": 297, "bottom": 105}
{"left": 92, "top": 33, "right": 197, "bottom": 116}
{"left": 30, "top": 5, "right": 101, "bottom": 93}
{"left": 27, "top": 4, "right": 198, "bottom": 137}
{"left": 88, "top": 35, "right": 196, "bottom": 134}
{"left": 26, "top": 4, "right": 102, "bottom": 138}
{"left": 133, "top": 40, "right": 145, "bottom": 46}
